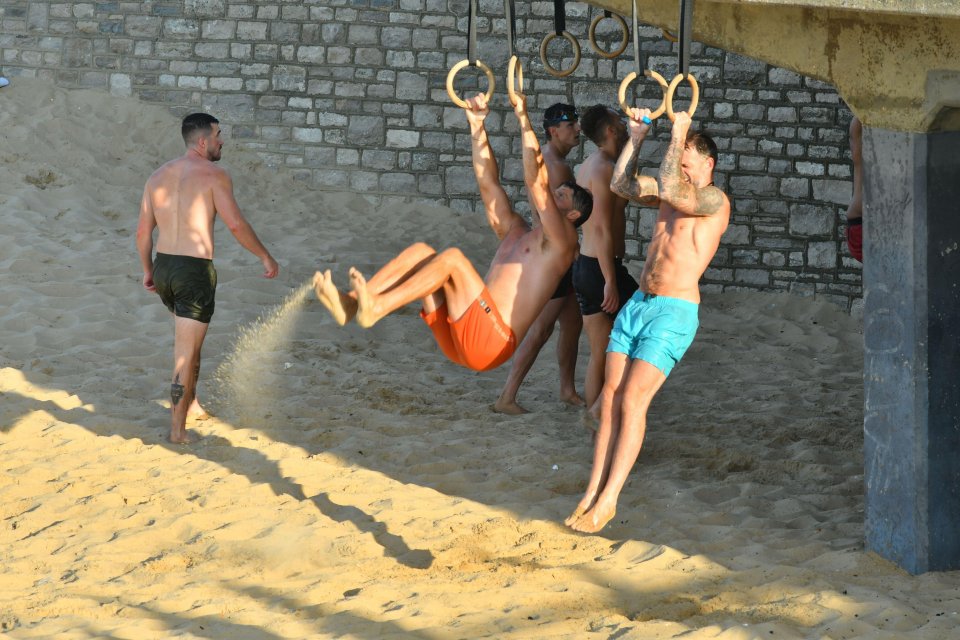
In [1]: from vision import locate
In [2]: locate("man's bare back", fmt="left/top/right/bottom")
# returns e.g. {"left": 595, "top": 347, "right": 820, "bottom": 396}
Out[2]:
{"left": 145, "top": 155, "right": 222, "bottom": 259}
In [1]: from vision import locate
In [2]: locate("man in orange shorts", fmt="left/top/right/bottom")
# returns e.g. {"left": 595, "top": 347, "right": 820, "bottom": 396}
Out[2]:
{"left": 313, "top": 92, "right": 592, "bottom": 372}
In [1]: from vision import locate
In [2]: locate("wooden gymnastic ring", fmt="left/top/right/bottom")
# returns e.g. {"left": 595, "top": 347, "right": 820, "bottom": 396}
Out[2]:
{"left": 507, "top": 55, "right": 524, "bottom": 107}
{"left": 445, "top": 59, "right": 496, "bottom": 109}
{"left": 540, "top": 31, "right": 581, "bottom": 78}
{"left": 662, "top": 28, "right": 678, "bottom": 43}
{"left": 665, "top": 72, "right": 699, "bottom": 122}
{"left": 617, "top": 69, "right": 668, "bottom": 120}
{"left": 588, "top": 13, "right": 628, "bottom": 59}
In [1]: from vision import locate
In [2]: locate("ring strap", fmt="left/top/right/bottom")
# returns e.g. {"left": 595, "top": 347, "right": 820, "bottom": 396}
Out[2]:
{"left": 468, "top": 0, "right": 478, "bottom": 64}
{"left": 632, "top": 0, "right": 642, "bottom": 77}
{"left": 552, "top": 0, "right": 566, "bottom": 35}
{"left": 677, "top": 0, "right": 693, "bottom": 77}
{"left": 504, "top": 0, "right": 517, "bottom": 57}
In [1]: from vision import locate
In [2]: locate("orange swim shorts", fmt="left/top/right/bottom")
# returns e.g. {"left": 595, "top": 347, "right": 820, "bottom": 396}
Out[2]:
{"left": 420, "top": 287, "right": 517, "bottom": 372}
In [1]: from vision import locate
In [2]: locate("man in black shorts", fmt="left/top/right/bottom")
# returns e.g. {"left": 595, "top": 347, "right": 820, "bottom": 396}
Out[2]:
{"left": 573, "top": 105, "right": 639, "bottom": 411}
{"left": 494, "top": 103, "right": 585, "bottom": 414}
{"left": 137, "top": 113, "right": 279, "bottom": 444}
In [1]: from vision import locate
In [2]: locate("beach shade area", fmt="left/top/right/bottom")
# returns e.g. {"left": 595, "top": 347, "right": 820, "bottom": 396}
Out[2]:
{"left": 2, "top": 78, "right": 960, "bottom": 639}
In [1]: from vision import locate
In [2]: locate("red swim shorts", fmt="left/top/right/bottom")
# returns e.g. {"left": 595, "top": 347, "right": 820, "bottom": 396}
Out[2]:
{"left": 420, "top": 287, "right": 517, "bottom": 372}
{"left": 847, "top": 218, "right": 862, "bottom": 262}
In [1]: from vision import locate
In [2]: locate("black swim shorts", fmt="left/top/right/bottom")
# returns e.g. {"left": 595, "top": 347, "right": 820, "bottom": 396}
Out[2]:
{"left": 153, "top": 252, "right": 217, "bottom": 323}
{"left": 572, "top": 254, "right": 639, "bottom": 316}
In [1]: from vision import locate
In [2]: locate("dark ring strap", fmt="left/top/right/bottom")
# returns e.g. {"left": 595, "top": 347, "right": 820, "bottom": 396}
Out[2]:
{"left": 677, "top": 0, "right": 693, "bottom": 77}
{"left": 468, "top": 0, "right": 478, "bottom": 64}
{"left": 504, "top": 0, "right": 517, "bottom": 57}
{"left": 552, "top": 0, "right": 566, "bottom": 35}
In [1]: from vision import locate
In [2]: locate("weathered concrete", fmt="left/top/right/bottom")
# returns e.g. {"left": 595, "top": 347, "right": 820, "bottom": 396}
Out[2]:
{"left": 591, "top": 0, "right": 960, "bottom": 132}
{"left": 861, "top": 125, "right": 960, "bottom": 573}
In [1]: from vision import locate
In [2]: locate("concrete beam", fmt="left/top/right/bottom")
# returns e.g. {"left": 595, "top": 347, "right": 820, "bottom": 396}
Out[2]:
{"left": 585, "top": 1, "right": 960, "bottom": 132}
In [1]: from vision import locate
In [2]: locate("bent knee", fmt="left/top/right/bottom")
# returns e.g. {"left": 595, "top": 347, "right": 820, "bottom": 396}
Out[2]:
{"left": 411, "top": 241, "right": 437, "bottom": 255}
{"left": 438, "top": 247, "right": 466, "bottom": 262}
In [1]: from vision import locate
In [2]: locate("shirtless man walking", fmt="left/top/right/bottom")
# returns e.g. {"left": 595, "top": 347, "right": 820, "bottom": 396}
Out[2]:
{"left": 566, "top": 109, "right": 729, "bottom": 533}
{"left": 313, "top": 93, "right": 592, "bottom": 373}
{"left": 494, "top": 103, "right": 584, "bottom": 414}
{"left": 137, "top": 113, "right": 280, "bottom": 444}
{"left": 574, "top": 105, "right": 639, "bottom": 410}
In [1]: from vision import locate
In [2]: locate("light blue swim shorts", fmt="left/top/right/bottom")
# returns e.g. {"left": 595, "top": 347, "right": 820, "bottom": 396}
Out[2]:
{"left": 607, "top": 291, "right": 699, "bottom": 376}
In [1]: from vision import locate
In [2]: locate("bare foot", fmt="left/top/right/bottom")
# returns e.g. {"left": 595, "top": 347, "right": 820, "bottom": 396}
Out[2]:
{"left": 587, "top": 397, "right": 601, "bottom": 423}
{"left": 187, "top": 398, "right": 210, "bottom": 421}
{"left": 563, "top": 494, "right": 597, "bottom": 526}
{"left": 570, "top": 502, "right": 616, "bottom": 533}
{"left": 349, "top": 267, "right": 379, "bottom": 328}
{"left": 581, "top": 410, "right": 599, "bottom": 439}
{"left": 493, "top": 398, "right": 529, "bottom": 415}
{"left": 560, "top": 389, "right": 585, "bottom": 407}
{"left": 313, "top": 270, "right": 357, "bottom": 325}
{"left": 563, "top": 506, "right": 587, "bottom": 527}
{"left": 168, "top": 429, "right": 201, "bottom": 445}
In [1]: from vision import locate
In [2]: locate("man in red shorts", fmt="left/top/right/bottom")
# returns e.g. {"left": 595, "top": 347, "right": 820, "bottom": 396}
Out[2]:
{"left": 313, "top": 93, "right": 592, "bottom": 372}
{"left": 846, "top": 116, "right": 863, "bottom": 262}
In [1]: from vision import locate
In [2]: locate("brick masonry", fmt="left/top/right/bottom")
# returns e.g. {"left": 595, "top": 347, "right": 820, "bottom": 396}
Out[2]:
{"left": 0, "top": 0, "right": 863, "bottom": 310}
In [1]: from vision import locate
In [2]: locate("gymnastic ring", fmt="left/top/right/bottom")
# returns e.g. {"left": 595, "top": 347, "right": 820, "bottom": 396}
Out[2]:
{"left": 445, "top": 59, "right": 496, "bottom": 109}
{"left": 617, "top": 69, "right": 668, "bottom": 120}
{"left": 540, "top": 31, "right": 581, "bottom": 78}
{"left": 665, "top": 72, "right": 700, "bottom": 122}
{"left": 507, "top": 55, "right": 525, "bottom": 107}
{"left": 588, "top": 13, "right": 629, "bottom": 59}
{"left": 662, "top": 28, "right": 678, "bottom": 43}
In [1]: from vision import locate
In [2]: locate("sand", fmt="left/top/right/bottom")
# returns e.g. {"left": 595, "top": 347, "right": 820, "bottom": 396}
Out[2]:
{"left": 1, "top": 78, "right": 958, "bottom": 639}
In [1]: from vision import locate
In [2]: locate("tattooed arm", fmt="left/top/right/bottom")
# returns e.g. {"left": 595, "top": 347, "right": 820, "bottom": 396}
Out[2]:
{"left": 611, "top": 107, "right": 660, "bottom": 205}
{"left": 658, "top": 112, "right": 727, "bottom": 217}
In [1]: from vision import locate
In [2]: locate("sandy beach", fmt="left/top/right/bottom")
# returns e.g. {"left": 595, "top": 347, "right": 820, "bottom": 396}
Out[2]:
{"left": 1, "top": 78, "right": 959, "bottom": 639}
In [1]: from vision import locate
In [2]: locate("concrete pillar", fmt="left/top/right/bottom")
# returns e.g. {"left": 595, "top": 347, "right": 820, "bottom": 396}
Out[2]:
{"left": 862, "top": 126, "right": 960, "bottom": 574}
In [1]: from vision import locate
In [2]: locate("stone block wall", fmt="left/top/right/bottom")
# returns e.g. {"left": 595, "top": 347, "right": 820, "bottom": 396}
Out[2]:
{"left": 0, "top": 0, "right": 863, "bottom": 309}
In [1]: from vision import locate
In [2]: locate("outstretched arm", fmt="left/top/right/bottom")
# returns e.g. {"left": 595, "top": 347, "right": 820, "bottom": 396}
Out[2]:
{"left": 514, "top": 93, "right": 566, "bottom": 244}
{"left": 213, "top": 168, "right": 279, "bottom": 278}
{"left": 611, "top": 108, "right": 660, "bottom": 205}
{"left": 464, "top": 94, "right": 524, "bottom": 239}
{"left": 658, "top": 112, "right": 727, "bottom": 217}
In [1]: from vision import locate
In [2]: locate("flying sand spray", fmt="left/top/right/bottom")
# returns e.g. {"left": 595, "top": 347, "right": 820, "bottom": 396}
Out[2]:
{"left": 209, "top": 280, "right": 313, "bottom": 425}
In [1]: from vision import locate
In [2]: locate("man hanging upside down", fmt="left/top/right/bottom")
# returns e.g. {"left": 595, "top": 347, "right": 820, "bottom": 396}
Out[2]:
{"left": 313, "top": 91, "right": 592, "bottom": 372}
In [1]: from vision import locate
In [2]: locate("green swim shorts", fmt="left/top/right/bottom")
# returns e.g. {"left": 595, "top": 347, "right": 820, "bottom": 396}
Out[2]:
{"left": 153, "top": 252, "right": 217, "bottom": 323}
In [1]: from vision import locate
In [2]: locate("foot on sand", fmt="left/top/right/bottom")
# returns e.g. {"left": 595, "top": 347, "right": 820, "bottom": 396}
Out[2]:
{"left": 493, "top": 398, "right": 529, "bottom": 415}
{"left": 313, "top": 270, "right": 356, "bottom": 325}
{"left": 350, "top": 267, "right": 379, "bottom": 328}
{"left": 563, "top": 494, "right": 596, "bottom": 527}
{"left": 569, "top": 503, "right": 616, "bottom": 533}
{"left": 168, "top": 429, "right": 201, "bottom": 445}
{"left": 560, "top": 389, "right": 585, "bottom": 407}
{"left": 187, "top": 398, "right": 210, "bottom": 422}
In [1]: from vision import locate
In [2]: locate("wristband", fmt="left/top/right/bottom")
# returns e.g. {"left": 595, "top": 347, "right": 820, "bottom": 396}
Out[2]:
{"left": 641, "top": 115, "right": 653, "bottom": 125}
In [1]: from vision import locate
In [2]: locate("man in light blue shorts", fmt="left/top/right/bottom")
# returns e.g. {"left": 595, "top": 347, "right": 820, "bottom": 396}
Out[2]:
{"left": 566, "top": 109, "right": 731, "bottom": 533}
{"left": 607, "top": 292, "right": 699, "bottom": 376}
